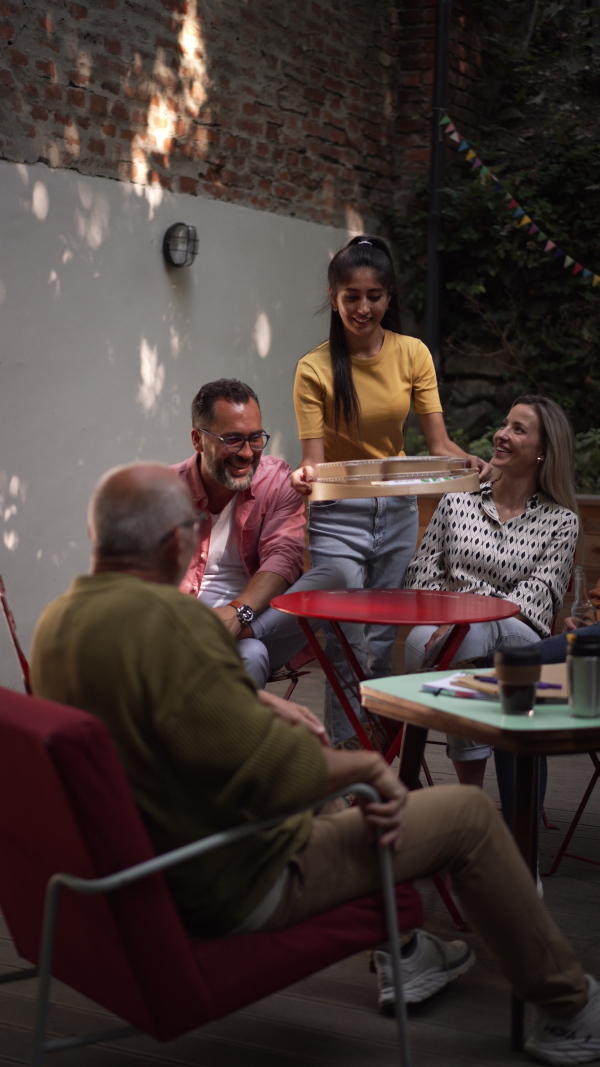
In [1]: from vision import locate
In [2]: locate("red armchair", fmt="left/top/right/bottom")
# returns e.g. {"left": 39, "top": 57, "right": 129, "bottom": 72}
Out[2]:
{"left": 0, "top": 686, "right": 422, "bottom": 1065}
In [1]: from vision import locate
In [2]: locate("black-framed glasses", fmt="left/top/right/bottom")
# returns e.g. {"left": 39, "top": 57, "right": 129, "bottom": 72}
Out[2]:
{"left": 200, "top": 428, "right": 270, "bottom": 453}
{"left": 158, "top": 515, "right": 204, "bottom": 547}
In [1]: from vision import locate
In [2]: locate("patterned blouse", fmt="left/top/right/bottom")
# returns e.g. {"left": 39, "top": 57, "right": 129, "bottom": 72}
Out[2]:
{"left": 404, "top": 484, "right": 579, "bottom": 637}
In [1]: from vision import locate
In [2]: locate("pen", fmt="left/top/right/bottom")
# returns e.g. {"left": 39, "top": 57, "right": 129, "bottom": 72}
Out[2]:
{"left": 473, "top": 675, "right": 561, "bottom": 690}
{"left": 427, "top": 688, "right": 478, "bottom": 699}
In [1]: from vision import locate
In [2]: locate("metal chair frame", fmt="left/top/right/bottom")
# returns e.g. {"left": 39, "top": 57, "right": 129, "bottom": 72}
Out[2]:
{"left": 0, "top": 573, "right": 31, "bottom": 693}
{"left": 545, "top": 751, "right": 600, "bottom": 876}
{"left": 0, "top": 783, "right": 412, "bottom": 1067}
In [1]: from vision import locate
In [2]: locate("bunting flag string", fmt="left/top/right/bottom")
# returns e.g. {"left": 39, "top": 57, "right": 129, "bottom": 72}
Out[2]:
{"left": 439, "top": 112, "right": 600, "bottom": 289}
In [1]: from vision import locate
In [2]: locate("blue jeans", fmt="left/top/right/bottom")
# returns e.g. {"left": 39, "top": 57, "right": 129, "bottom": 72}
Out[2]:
{"left": 238, "top": 562, "right": 349, "bottom": 689}
{"left": 307, "top": 496, "right": 419, "bottom": 746}
{"left": 537, "top": 621, "right": 600, "bottom": 663}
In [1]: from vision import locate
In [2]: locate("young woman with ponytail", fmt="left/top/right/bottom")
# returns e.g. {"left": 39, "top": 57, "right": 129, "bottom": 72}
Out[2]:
{"left": 291, "top": 235, "right": 487, "bottom": 747}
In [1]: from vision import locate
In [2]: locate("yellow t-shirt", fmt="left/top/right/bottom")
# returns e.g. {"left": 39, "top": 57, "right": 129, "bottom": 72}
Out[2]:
{"left": 294, "top": 331, "right": 443, "bottom": 462}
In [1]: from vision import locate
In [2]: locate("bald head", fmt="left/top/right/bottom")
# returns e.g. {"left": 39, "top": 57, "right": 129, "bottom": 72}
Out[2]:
{"left": 88, "top": 463, "right": 196, "bottom": 564}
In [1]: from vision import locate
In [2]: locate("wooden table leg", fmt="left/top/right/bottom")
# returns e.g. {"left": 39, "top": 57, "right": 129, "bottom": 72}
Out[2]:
{"left": 398, "top": 723, "right": 429, "bottom": 791}
{"left": 511, "top": 751, "right": 539, "bottom": 1051}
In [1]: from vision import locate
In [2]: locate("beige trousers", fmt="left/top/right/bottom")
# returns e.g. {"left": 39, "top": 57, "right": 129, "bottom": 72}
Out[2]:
{"left": 264, "top": 784, "right": 587, "bottom": 1018}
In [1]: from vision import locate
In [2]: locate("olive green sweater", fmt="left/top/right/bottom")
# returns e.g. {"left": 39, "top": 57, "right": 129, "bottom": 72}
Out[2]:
{"left": 31, "top": 573, "right": 328, "bottom": 936}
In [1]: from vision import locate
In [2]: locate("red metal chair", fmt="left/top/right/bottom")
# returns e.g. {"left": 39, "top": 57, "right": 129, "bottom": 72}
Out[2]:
{"left": 545, "top": 751, "right": 600, "bottom": 876}
{"left": 0, "top": 572, "right": 31, "bottom": 693}
{"left": 0, "top": 686, "right": 422, "bottom": 1066}
{"left": 267, "top": 643, "right": 315, "bottom": 700}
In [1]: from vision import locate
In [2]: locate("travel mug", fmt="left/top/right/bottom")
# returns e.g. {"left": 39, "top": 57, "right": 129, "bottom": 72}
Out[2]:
{"left": 494, "top": 645, "right": 542, "bottom": 715}
{"left": 567, "top": 632, "right": 600, "bottom": 718}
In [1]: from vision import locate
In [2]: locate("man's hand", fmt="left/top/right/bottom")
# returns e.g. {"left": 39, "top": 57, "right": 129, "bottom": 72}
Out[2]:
{"left": 359, "top": 757, "right": 409, "bottom": 852}
{"left": 290, "top": 464, "right": 316, "bottom": 495}
{"left": 212, "top": 604, "right": 243, "bottom": 639}
{"left": 562, "top": 615, "right": 597, "bottom": 633}
{"left": 322, "top": 748, "right": 408, "bottom": 851}
{"left": 257, "top": 689, "right": 330, "bottom": 747}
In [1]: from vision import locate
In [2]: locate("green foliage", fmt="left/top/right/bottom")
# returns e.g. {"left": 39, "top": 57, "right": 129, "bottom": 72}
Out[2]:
{"left": 574, "top": 428, "right": 600, "bottom": 492}
{"left": 432, "top": 423, "right": 600, "bottom": 494}
{"left": 388, "top": 134, "right": 600, "bottom": 433}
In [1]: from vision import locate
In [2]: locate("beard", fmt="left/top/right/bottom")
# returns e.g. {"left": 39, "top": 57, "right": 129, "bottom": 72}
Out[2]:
{"left": 203, "top": 448, "right": 260, "bottom": 491}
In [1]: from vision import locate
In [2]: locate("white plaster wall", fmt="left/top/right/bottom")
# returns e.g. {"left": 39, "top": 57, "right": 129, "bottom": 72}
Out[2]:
{"left": 0, "top": 160, "right": 349, "bottom": 689}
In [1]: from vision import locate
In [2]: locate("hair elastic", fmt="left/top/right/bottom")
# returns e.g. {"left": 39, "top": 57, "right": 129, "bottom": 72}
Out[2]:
{"left": 357, "top": 239, "right": 372, "bottom": 245}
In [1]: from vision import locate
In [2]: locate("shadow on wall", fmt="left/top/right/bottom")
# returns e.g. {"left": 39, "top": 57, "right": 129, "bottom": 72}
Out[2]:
{"left": 0, "top": 153, "right": 344, "bottom": 637}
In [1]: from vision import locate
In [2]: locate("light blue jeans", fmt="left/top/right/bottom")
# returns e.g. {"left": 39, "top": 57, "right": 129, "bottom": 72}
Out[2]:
{"left": 308, "top": 496, "right": 419, "bottom": 746}
{"left": 405, "top": 617, "right": 542, "bottom": 761}
{"left": 238, "top": 562, "right": 348, "bottom": 689}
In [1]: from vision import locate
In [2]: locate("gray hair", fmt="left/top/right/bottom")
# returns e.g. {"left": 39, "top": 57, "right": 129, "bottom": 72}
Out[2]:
{"left": 88, "top": 462, "right": 194, "bottom": 557}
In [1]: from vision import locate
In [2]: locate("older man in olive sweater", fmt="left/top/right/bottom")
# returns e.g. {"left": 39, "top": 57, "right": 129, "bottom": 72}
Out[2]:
{"left": 29, "top": 464, "right": 600, "bottom": 1065}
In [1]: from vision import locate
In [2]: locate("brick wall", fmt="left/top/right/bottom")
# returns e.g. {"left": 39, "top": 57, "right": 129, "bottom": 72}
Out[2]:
{"left": 0, "top": 0, "right": 484, "bottom": 228}
{"left": 396, "top": 0, "right": 484, "bottom": 199}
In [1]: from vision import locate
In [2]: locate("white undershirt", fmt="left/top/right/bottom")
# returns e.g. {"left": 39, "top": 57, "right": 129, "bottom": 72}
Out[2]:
{"left": 197, "top": 497, "right": 247, "bottom": 608}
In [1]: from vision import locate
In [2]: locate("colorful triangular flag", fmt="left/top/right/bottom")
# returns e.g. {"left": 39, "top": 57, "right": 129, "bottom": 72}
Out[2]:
{"left": 444, "top": 111, "right": 600, "bottom": 293}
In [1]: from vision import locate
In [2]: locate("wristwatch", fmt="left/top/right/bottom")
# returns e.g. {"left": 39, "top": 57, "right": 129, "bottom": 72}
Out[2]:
{"left": 230, "top": 599, "right": 255, "bottom": 625}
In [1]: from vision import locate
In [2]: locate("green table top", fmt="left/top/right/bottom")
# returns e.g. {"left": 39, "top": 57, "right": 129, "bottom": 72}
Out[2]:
{"left": 361, "top": 670, "right": 600, "bottom": 742}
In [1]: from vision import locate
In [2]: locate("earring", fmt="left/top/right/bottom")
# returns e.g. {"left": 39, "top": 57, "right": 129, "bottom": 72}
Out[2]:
{"left": 537, "top": 456, "right": 544, "bottom": 462}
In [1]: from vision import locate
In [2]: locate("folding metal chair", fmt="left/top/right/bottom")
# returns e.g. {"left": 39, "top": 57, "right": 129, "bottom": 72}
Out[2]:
{"left": 267, "top": 643, "right": 315, "bottom": 700}
{"left": 545, "top": 751, "right": 600, "bottom": 876}
{"left": 0, "top": 572, "right": 31, "bottom": 693}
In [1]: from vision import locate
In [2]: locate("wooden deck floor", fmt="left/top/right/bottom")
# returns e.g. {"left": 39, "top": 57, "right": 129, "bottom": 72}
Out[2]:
{"left": 0, "top": 668, "right": 599, "bottom": 1067}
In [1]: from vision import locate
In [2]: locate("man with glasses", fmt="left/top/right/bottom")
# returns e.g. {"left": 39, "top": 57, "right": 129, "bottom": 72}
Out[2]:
{"left": 172, "top": 378, "right": 346, "bottom": 689}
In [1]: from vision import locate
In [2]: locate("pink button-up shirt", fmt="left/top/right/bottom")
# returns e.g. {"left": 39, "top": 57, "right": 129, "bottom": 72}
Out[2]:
{"left": 172, "top": 453, "right": 306, "bottom": 598}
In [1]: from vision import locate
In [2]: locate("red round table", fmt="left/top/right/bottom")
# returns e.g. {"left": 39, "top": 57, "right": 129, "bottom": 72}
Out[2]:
{"left": 272, "top": 588, "right": 521, "bottom": 934}
{"left": 270, "top": 588, "right": 520, "bottom": 756}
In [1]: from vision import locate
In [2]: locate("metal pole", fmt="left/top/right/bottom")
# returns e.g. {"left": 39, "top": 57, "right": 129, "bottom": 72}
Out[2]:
{"left": 424, "top": 0, "right": 453, "bottom": 375}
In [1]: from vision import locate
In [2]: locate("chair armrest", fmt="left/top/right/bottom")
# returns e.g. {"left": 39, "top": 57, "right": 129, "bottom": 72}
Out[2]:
{"left": 37, "top": 782, "right": 410, "bottom": 1063}
{"left": 50, "top": 783, "right": 382, "bottom": 898}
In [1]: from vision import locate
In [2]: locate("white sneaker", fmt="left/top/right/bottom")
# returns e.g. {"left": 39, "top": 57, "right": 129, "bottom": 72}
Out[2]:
{"left": 373, "top": 929, "right": 475, "bottom": 1012}
{"left": 526, "top": 975, "right": 600, "bottom": 1065}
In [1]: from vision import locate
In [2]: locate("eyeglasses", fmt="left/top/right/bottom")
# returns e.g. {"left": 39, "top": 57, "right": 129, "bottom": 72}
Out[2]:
{"left": 158, "top": 516, "right": 204, "bottom": 547}
{"left": 199, "top": 428, "right": 270, "bottom": 453}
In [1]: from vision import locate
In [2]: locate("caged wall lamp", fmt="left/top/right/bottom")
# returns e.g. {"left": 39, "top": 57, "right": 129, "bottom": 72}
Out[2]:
{"left": 162, "top": 223, "right": 199, "bottom": 268}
